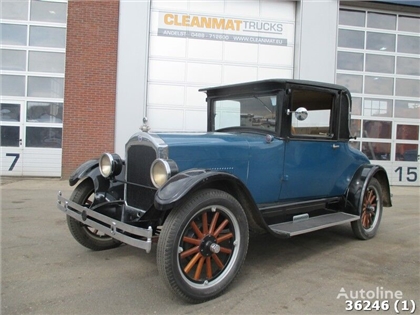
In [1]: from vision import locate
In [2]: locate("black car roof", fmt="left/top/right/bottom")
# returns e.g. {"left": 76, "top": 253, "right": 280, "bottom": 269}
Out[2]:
{"left": 199, "top": 79, "right": 351, "bottom": 97}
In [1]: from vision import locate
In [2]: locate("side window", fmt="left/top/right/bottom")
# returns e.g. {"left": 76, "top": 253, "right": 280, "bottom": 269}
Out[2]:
{"left": 290, "top": 89, "right": 334, "bottom": 137}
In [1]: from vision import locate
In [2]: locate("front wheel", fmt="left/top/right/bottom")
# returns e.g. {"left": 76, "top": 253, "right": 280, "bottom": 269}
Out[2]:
{"left": 67, "top": 179, "right": 122, "bottom": 251}
{"left": 157, "top": 189, "right": 249, "bottom": 303}
{"left": 351, "top": 178, "right": 383, "bottom": 240}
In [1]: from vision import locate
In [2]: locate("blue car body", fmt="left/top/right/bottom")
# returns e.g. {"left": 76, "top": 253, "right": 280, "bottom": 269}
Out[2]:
{"left": 158, "top": 132, "right": 370, "bottom": 204}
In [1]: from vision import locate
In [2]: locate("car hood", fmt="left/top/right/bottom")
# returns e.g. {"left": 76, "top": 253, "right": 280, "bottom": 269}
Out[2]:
{"left": 157, "top": 132, "right": 256, "bottom": 181}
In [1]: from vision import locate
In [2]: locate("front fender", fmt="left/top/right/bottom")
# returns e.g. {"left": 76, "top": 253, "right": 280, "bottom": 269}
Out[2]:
{"left": 345, "top": 164, "right": 392, "bottom": 215}
{"left": 155, "top": 169, "right": 250, "bottom": 211}
{"left": 69, "top": 159, "right": 98, "bottom": 186}
{"left": 68, "top": 159, "right": 125, "bottom": 203}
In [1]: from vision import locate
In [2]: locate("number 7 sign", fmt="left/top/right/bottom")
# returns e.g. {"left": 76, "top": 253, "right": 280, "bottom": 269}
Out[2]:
{"left": 6, "top": 153, "right": 20, "bottom": 171}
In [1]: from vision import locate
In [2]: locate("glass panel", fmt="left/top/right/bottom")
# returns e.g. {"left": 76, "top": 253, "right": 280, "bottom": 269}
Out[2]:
{"left": 339, "top": 10, "right": 365, "bottom": 27}
{"left": 0, "top": 49, "right": 26, "bottom": 71}
{"left": 0, "top": 24, "right": 27, "bottom": 46}
{"left": 362, "top": 142, "right": 391, "bottom": 160}
{"left": 365, "top": 54, "right": 394, "bottom": 74}
{"left": 364, "top": 76, "right": 394, "bottom": 96}
{"left": 27, "top": 102, "right": 63, "bottom": 123}
{"left": 363, "top": 120, "right": 392, "bottom": 139}
{"left": 0, "top": 126, "right": 20, "bottom": 147}
{"left": 1, "top": 103, "right": 20, "bottom": 122}
{"left": 0, "top": 0, "right": 29, "bottom": 20}
{"left": 397, "top": 57, "right": 420, "bottom": 76}
{"left": 338, "top": 29, "right": 365, "bottom": 49}
{"left": 396, "top": 79, "right": 420, "bottom": 98}
{"left": 30, "top": 0, "right": 67, "bottom": 23}
{"left": 367, "top": 12, "right": 396, "bottom": 30}
{"left": 213, "top": 94, "right": 278, "bottom": 131}
{"left": 336, "top": 74, "right": 363, "bottom": 93}
{"left": 349, "top": 141, "right": 360, "bottom": 150}
{"left": 29, "top": 26, "right": 66, "bottom": 48}
{"left": 363, "top": 99, "right": 392, "bottom": 117}
{"left": 397, "top": 125, "right": 419, "bottom": 140}
{"left": 26, "top": 127, "right": 62, "bottom": 148}
{"left": 351, "top": 97, "right": 362, "bottom": 115}
{"left": 395, "top": 100, "right": 420, "bottom": 119}
{"left": 290, "top": 90, "right": 333, "bottom": 137}
{"left": 351, "top": 119, "right": 361, "bottom": 137}
{"left": 28, "top": 51, "right": 65, "bottom": 73}
{"left": 398, "top": 35, "right": 420, "bottom": 54}
{"left": 27, "top": 76, "right": 64, "bottom": 98}
{"left": 398, "top": 16, "right": 420, "bottom": 33}
{"left": 396, "top": 144, "right": 418, "bottom": 161}
{"left": 366, "top": 32, "right": 395, "bottom": 52}
{"left": 0, "top": 75, "right": 25, "bottom": 96}
{"left": 337, "top": 51, "right": 363, "bottom": 71}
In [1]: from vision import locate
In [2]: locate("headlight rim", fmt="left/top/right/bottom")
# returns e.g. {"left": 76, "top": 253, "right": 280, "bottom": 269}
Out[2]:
{"left": 150, "top": 158, "right": 171, "bottom": 188}
{"left": 150, "top": 158, "right": 178, "bottom": 188}
{"left": 99, "top": 152, "right": 122, "bottom": 178}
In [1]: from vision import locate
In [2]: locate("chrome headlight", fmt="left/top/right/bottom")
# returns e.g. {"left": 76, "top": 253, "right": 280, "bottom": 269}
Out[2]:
{"left": 99, "top": 153, "right": 123, "bottom": 178}
{"left": 150, "top": 158, "right": 178, "bottom": 188}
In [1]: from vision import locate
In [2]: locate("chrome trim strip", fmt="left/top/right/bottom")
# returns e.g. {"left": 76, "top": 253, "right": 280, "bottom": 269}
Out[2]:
{"left": 57, "top": 192, "right": 153, "bottom": 253}
{"left": 126, "top": 131, "right": 168, "bottom": 159}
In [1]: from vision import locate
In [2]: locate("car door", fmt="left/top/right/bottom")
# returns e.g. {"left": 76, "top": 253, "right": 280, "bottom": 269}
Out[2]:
{"left": 279, "top": 87, "right": 353, "bottom": 201}
{"left": 247, "top": 135, "right": 285, "bottom": 204}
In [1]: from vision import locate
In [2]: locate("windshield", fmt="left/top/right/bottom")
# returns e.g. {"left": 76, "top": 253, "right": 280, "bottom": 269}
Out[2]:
{"left": 212, "top": 94, "right": 278, "bottom": 132}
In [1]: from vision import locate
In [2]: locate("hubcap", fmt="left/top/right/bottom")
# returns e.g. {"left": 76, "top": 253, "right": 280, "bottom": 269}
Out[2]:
{"left": 199, "top": 235, "right": 220, "bottom": 256}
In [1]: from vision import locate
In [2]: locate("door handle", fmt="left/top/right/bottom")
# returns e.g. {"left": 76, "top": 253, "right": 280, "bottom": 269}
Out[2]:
{"left": 332, "top": 144, "right": 340, "bottom": 149}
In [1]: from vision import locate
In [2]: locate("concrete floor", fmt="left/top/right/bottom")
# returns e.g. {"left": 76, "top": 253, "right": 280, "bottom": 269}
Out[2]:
{"left": 1, "top": 178, "right": 419, "bottom": 315}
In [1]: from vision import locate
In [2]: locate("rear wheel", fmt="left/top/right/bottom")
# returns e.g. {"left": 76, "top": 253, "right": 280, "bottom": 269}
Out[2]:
{"left": 67, "top": 179, "right": 121, "bottom": 251}
{"left": 351, "top": 178, "right": 383, "bottom": 240}
{"left": 157, "top": 189, "right": 249, "bottom": 303}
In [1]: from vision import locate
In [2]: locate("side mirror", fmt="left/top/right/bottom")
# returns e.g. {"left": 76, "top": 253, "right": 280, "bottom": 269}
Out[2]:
{"left": 287, "top": 107, "right": 308, "bottom": 121}
{"left": 295, "top": 107, "right": 308, "bottom": 121}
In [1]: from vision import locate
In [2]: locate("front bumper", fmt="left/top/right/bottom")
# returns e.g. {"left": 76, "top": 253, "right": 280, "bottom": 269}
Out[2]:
{"left": 57, "top": 192, "right": 153, "bottom": 253}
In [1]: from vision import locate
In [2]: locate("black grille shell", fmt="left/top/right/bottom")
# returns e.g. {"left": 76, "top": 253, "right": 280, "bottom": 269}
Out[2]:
{"left": 126, "top": 144, "right": 157, "bottom": 210}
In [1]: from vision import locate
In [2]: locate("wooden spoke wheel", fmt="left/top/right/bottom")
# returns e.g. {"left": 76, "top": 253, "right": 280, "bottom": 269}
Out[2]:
{"left": 351, "top": 178, "right": 383, "bottom": 240}
{"left": 66, "top": 179, "right": 121, "bottom": 251}
{"left": 157, "top": 189, "right": 249, "bottom": 303}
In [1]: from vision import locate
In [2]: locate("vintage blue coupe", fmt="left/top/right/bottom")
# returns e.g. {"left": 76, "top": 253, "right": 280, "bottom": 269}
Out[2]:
{"left": 57, "top": 79, "right": 392, "bottom": 303}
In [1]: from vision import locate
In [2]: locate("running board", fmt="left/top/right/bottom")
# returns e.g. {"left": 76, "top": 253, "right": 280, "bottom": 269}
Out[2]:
{"left": 268, "top": 212, "right": 359, "bottom": 237}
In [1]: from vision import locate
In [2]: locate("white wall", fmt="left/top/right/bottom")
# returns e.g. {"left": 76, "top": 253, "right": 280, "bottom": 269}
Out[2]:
{"left": 114, "top": 0, "right": 151, "bottom": 156}
{"left": 294, "top": 0, "right": 339, "bottom": 83}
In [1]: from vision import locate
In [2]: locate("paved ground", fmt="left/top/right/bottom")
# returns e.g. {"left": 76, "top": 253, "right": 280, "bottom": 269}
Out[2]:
{"left": 1, "top": 177, "right": 419, "bottom": 315}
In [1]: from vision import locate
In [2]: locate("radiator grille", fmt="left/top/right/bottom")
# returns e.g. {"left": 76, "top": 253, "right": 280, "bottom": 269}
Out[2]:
{"left": 126, "top": 145, "right": 157, "bottom": 210}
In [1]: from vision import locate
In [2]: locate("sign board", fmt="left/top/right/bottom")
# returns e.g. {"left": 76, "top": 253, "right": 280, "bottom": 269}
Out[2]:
{"left": 158, "top": 12, "right": 294, "bottom": 46}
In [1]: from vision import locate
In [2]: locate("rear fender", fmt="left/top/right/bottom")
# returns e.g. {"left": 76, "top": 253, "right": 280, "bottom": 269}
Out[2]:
{"left": 345, "top": 164, "right": 392, "bottom": 215}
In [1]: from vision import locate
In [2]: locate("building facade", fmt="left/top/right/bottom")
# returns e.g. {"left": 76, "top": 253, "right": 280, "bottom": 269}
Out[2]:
{"left": 1, "top": 0, "right": 419, "bottom": 186}
{"left": 1, "top": 0, "right": 67, "bottom": 176}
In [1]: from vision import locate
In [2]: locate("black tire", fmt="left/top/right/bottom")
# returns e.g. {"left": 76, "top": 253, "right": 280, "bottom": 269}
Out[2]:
{"left": 67, "top": 179, "right": 121, "bottom": 251}
{"left": 351, "top": 178, "right": 383, "bottom": 240}
{"left": 157, "top": 189, "right": 249, "bottom": 303}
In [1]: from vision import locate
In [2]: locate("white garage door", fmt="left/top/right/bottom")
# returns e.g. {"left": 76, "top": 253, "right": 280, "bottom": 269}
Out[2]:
{"left": 147, "top": 0, "right": 296, "bottom": 132}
